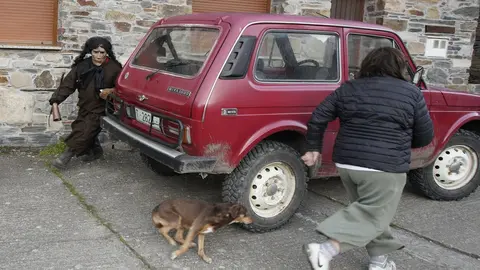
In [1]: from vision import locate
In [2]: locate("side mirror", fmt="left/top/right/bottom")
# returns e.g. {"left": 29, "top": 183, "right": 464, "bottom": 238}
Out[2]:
{"left": 412, "top": 66, "right": 424, "bottom": 85}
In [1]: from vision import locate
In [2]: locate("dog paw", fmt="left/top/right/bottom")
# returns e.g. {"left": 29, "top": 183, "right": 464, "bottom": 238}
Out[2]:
{"left": 202, "top": 256, "right": 212, "bottom": 264}
{"left": 170, "top": 251, "right": 178, "bottom": 260}
{"left": 169, "top": 241, "right": 178, "bottom": 246}
{"left": 189, "top": 242, "right": 197, "bottom": 248}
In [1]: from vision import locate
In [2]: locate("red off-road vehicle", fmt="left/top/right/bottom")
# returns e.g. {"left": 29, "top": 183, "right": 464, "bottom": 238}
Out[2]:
{"left": 101, "top": 12, "right": 480, "bottom": 232}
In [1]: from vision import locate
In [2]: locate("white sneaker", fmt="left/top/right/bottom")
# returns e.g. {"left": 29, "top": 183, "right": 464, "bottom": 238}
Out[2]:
{"left": 369, "top": 260, "right": 396, "bottom": 270}
{"left": 303, "top": 243, "right": 331, "bottom": 270}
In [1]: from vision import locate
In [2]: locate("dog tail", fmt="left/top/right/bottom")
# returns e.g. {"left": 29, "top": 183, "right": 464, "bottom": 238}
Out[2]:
{"left": 151, "top": 211, "right": 165, "bottom": 229}
{"left": 152, "top": 204, "right": 160, "bottom": 213}
{"left": 151, "top": 204, "right": 166, "bottom": 229}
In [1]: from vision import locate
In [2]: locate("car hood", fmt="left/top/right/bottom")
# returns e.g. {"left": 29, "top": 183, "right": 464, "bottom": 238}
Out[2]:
{"left": 428, "top": 85, "right": 480, "bottom": 107}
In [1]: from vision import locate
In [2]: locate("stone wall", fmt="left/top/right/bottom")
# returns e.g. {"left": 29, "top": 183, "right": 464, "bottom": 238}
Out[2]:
{"left": 0, "top": 0, "right": 190, "bottom": 147}
{"left": 364, "top": 0, "right": 480, "bottom": 92}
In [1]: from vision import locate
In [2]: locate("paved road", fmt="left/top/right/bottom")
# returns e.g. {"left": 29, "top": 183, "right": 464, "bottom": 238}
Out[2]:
{"left": 1, "top": 145, "right": 480, "bottom": 270}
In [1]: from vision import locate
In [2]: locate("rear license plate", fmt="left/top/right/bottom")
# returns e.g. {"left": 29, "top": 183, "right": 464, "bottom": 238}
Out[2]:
{"left": 135, "top": 108, "right": 160, "bottom": 129}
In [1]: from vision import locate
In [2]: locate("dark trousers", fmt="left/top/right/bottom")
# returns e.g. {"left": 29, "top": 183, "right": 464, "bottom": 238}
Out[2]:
{"left": 64, "top": 109, "right": 103, "bottom": 156}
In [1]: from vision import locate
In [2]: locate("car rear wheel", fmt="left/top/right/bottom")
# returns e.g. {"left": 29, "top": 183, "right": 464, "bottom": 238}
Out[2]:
{"left": 222, "top": 141, "right": 308, "bottom": 233}
{"left": 140, "top": 153, "right": 178, "bottom": 176}
{"left": 408, "top": 129, "right": 480, "bottom": 201}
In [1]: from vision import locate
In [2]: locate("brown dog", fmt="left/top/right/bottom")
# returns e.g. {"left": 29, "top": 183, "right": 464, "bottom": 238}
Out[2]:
{"left": 151, "top": 198, "right": 253, "bottom": 263}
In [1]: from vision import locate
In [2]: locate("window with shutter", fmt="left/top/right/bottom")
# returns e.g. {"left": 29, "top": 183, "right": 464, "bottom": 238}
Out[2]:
{"left": 192, "top": 0, "right": 270, "bottom": 14}
{"left": 0, "top": 0, "right": 59, "bottom": 46}
{"left": 330, "top": 0, "right": 365, "bottom": 22}
{"left": 190, "top": 0, "right": 270, "bottom": 52}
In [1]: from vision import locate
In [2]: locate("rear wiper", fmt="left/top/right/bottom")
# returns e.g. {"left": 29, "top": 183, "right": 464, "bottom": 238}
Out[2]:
{"left": 145, "top": 59, "right": 190, "bottom": 80}
{"left": 146, "top": 69, "right": 161, "bottom": 80}
{"left": 165, "top": 59, "right": 190, "bottom": 67}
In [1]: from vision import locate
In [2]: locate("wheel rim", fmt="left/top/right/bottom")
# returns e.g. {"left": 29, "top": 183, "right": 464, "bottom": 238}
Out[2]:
{"left": 249, "top": 162, "right": 296, "bottom": 218}
{"left": 433, "top": 145, "right": 478, "bottom": 190}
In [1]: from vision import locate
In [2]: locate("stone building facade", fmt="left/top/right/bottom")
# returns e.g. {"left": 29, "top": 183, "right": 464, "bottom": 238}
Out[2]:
{"left": 0, "top": 0, "right": 479, "bottom": 147}
{"left": 0, "top": 0, "right": 193, "bottom": 146}
{"left": 363, "top": 0, "right": 480, "bottom": 92}
{"left": 274, "top": 0, "right": 480, "bottom": 90}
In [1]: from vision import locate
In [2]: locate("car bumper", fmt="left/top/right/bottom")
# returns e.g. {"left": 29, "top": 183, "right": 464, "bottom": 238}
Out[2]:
{"left": 100, "top": 116, "right": 217, "bottom": 174}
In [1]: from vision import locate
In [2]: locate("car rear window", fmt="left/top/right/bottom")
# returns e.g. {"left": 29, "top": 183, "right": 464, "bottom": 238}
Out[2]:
{"left": 131, "top": 26, "right": 220, "bottom": 77}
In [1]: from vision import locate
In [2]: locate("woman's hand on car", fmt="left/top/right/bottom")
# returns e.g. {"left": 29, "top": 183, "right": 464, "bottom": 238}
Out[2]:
{"left": 99, "top": 88, "right": 115, "bottom": 99}
{"left": 301, "top": 151, "right": 321, "bottom": 167}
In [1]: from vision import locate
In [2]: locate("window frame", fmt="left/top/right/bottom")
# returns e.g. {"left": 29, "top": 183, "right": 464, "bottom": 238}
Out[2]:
{"left": 346, "top": 33, "right": 395, "bottom": 79}
{"left": 424, "top": 37, "right": 448, "bottom": 58}
{"left": 252, "top": 29, "right": 342, "bottom": 84}
{"left": 345, "top": 32, "right": 416, "bottom": 85}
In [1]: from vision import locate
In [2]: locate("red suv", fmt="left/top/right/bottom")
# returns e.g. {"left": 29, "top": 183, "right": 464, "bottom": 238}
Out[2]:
{"left": 101, "top": 12, "right": 480, "bottom": 232}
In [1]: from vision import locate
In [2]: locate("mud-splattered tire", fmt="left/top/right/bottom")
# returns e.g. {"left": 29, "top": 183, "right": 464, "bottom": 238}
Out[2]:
{"left": 408, "top": 129, "right": 480, "bottom": 201}
{"left": 140, "top": 153, "right": 178, "bottom": 176}
{"left": 222, "top": 140, "right": 308, "bottom": 233}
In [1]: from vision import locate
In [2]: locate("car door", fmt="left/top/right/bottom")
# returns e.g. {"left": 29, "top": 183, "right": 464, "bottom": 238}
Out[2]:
{"left": 246, "top": 23, "right": 345, "bottom": 177}
{"left": 343, "top": 27, "right": 434, "bottom": 167}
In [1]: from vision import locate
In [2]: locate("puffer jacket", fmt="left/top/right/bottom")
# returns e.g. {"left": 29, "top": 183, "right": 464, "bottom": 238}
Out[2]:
{"left": 305, "top": 76, "right": 434, "bottom": 173}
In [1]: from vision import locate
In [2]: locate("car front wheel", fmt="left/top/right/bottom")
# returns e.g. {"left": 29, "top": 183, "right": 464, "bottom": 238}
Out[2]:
{"left": 408, "top": 129, "right": 480, "bottom": 201}
{"left": 222, "top": 141, "right": 308, "bottom": 233}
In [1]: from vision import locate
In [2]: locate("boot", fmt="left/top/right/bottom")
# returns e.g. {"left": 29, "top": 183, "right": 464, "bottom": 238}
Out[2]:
{"left": 81, "top": 137, "right": 104, "bottom": 162}
{"left": 52, "top": 148, "right": 75, "bottom": 169}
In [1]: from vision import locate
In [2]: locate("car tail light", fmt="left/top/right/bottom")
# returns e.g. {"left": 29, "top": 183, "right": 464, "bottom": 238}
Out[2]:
{"left": 112, "top": 100, "right": 122, "bottom": 115}
{"left": 162, "top": 119, "right": 191, "bottom": 144}
{"left": 125, "top": 105, "right": 135, "bottom": 118}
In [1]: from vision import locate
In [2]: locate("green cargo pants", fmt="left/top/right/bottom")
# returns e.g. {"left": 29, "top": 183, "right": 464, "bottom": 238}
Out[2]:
{"left": 316, "top": 167, "right": 407, "bottom": 257}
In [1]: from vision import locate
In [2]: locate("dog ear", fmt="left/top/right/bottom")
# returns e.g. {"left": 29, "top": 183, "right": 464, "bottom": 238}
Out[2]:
{"left": 212, "top": 204, "right": 223, "bottom": 215}
{"left": 229, "top": 204, "right": 243, "bottom": 218}
{"left": 213, "top": 204, "right": 231, "bottom": 216}
{"left": 210, "top": 204, "right": 230, "bottom": 223}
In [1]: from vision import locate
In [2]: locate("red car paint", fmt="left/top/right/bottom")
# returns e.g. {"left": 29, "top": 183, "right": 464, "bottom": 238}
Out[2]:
{"left": 105, "top": 12, "right": 480, "bottom": 177}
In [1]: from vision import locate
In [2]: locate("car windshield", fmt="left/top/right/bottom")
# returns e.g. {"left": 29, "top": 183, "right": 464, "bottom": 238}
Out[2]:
{"left": 131, "top": 26, "right": 220, "bottom": 77}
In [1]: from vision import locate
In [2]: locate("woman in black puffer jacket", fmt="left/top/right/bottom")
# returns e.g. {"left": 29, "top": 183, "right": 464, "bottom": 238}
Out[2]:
{"left": 302, "top": 47, "right": 434, "bottom": 270}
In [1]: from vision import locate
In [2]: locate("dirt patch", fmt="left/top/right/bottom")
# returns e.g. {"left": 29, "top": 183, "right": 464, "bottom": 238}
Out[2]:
{"left": 411, "top": 141, "right": 437, "bottom": 168}
{"left": 204, "top": 143, "right": 233, "bottom": 173}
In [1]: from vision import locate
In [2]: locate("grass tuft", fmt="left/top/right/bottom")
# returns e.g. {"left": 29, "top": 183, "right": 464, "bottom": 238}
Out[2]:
{"left": 39, "top": 141, "right": 67, "bottom": 157}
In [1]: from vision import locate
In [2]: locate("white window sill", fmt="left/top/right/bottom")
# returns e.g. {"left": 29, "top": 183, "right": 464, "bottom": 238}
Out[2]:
{"left": 0, "top": 44, "right": 62, "bottom": 51}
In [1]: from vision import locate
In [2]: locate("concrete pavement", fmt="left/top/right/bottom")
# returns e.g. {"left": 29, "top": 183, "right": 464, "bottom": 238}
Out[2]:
{"left": 1, "top": 145, "right": 479, "bottom": 269}
{"left": 0, "top": 150, "right": 143, "bottom": 269}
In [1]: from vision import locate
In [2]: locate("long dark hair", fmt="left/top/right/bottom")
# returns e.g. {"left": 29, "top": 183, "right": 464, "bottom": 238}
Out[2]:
{"left": 72, "top": 36, "right": 122, "bottom": 68}
{"left": 357, "top": 47, "right": 407, "bottom": 81}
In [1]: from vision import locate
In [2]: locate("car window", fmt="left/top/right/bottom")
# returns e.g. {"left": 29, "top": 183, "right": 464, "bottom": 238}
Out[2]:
{"left": 347, "top": 34, "right": 394, "bottom": 80}
{"left": 131, "top": 26, "right": 220, "bottom": 77}
{"left": 254, "top": 31, "right": 340, "bottom": 82}
{"left": 394, "top": 42, "right": 414, "bottom": 82}
{"left": 257, "top": 33, "right": 285, "bottom": 68}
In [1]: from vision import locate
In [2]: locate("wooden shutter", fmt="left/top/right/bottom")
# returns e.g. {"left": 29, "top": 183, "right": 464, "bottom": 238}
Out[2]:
{"left": 192, "top": 0, "right": 270, "bottom": 13}
{"left": 0, "top": 0, "right": 58, "bottom": 46}
{"left": 331, "top": 0, "right": 365, "bottom": 22}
